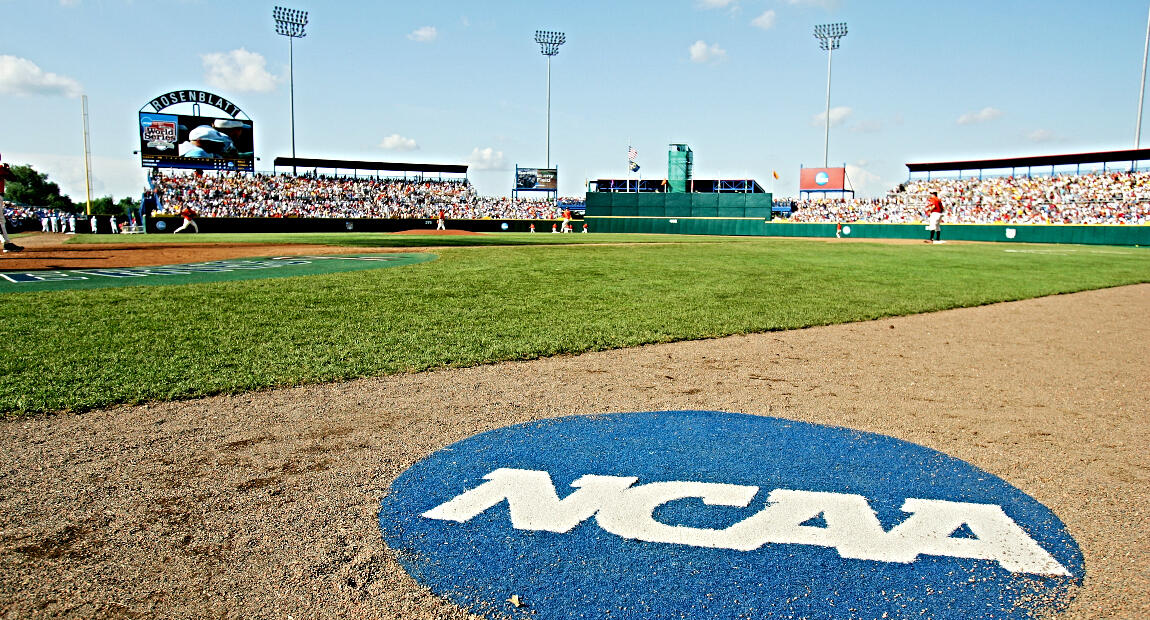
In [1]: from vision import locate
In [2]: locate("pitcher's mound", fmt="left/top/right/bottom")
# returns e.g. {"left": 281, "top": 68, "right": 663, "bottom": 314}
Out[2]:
{"left": 393, "top": 229, "right": 486, "bottom": 236}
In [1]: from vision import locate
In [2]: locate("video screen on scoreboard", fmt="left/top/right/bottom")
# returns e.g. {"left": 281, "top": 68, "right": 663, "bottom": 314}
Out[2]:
{"left": 516, "top": 167, "right": 557, "bottom": 191}
{"left": 139, "top": 113, "right": 254, "bottom": 172}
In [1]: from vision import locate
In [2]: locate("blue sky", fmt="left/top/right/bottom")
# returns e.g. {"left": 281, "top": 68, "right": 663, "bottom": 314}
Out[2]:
{"left": 2, "top": 0, "right": 1148, "bottom": 201}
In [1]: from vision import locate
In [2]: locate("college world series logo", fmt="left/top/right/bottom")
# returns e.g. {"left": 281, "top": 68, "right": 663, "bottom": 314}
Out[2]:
{"left": 380, "top": 411, "right": 1083, "bottom": 620}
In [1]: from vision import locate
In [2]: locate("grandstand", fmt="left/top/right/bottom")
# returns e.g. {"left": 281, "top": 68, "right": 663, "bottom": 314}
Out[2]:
{"left": 784, "top": 149, "right": 1150, "bottom": 226}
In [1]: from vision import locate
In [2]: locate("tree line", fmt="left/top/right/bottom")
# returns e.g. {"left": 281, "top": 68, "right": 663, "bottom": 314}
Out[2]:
{"left": 2, "top": 164, "right": 139, "bottom": 215}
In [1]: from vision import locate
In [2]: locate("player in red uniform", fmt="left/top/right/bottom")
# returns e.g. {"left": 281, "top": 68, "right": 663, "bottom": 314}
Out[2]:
{"left": 925, "top": 192, "right": 944, "bottom": 244}
{"left": 173, "top": 206, "right": 199, "bottom": 233}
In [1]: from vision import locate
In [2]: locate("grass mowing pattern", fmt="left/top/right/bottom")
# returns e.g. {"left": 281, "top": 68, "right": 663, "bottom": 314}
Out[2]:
{"left": 65, "top": 232, "right": 723, "bottom": 247}
{"left": 1, "top": 239, "right": 1146, "bottom": 415}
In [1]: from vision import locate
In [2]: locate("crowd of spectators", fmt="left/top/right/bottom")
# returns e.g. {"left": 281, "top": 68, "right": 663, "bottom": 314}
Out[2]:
{"left": 148, "top": 169, "right": 1150, "bottom": 225}
{"left": 152, "top": 171, "right": 562, "bottom": 220}
{"left": 785, "top": 171, "right": 1150, "bottom": 225}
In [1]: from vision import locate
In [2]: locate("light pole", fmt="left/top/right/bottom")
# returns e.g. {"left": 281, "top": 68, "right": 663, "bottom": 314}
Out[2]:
{"left": 274, "top": 6, "right": 308, "bottom": 175}
{"left": 1137, "top": 5, "right": 1150, "bottom": 148}
{"left": 813, "top": 22, "right": 847, "bottom": 168}
{"left": 534, "top": 30, "right": 566, "bottom": 168}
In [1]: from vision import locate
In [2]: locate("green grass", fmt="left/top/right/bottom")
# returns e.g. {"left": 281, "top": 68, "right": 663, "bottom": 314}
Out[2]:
{"left": 1, "top": 237, "right": 1147, "bottom": 415}
{"left": 65, "top": 232, "right": 726, "bottom": 248}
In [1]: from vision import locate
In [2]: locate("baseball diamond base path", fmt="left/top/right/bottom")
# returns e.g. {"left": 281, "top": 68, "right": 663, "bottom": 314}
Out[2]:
{"left": 1, "top": 285, "right": 1146, "bottom": 619}
{"left": 0, "top": 233, "right": 449, "bottom": 270}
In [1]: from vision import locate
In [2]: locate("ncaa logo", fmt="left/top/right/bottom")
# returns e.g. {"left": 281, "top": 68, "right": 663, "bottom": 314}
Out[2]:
{"left": 815, "top": 171, "right": 831, "bottom": 186}
{"left": 379, "top": 411, "right": 1082, "bottom": 619}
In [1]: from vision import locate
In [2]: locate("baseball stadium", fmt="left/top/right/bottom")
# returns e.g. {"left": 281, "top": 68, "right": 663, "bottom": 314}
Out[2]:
{"left": 1, "top": 3, "right": 1149, "bottom": 620}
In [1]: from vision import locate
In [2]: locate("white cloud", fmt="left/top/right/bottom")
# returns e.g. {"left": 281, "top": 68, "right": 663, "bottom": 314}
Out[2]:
{"left": 845, "top": 163, "right": 885, "bottom": 197}
{"left": 811, "top": 106, "right": 852, "bottom": 127}
{"left": 956, "top": 106, "right": 1003, "bottom": 125}
{"left": 689, "top": 40, "right": 727, "bottom": 64}
{"left": 751, "top": 10, "right": 777, "bottom": 30}
{"left": 785, "top": 0, "right": 840, "bottom": 7}
{"left": 201, "top": 49, "right": 279, "bottom": 93}
{"left": 408, "top": 26, "right": 438, "bottom": 42}
{"left": 468, "top": 147, "right": 506, "bottom": 171}
{"left": 380, "top": 134, "right": 419, "bottom": 151}
{"left": 698, "top": 0, "right": 737, "bottom": 8}
{"left": 0, "top": 55, "right": 82, "bottom": 98}
{"left": 1026, "top": 129, "right": 1058, "bottom": 143}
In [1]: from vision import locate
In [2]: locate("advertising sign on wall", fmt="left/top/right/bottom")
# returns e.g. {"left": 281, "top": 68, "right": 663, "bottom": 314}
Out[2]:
{"left": 799, "top": 167, "right": 846, "bottom": 192}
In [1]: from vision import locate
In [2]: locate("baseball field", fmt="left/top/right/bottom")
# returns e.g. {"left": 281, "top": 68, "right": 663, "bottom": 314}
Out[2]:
{"left": 0, "top": 232, "right": 1147, "bottom": 618}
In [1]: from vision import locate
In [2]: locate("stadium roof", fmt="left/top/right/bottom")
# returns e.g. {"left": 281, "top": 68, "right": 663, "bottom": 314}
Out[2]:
{"left": 273, "top": 157, "right": 468, "bottom": 174}
{"left": 905, "top": 148, "right": 1150, "bottom": 173}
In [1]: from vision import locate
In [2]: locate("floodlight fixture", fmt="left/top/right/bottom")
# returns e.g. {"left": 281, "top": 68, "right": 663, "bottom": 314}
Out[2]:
{"left": 813, "top": 22, "right": 848, "bottom": 168}
{"left": 535, "top": 30, "right": 566, "bottom": 57}
{"left": 813, "top": 23, "right": 847, "bottom": 51}
{"left": 534, "top": 30, "right": 567, "bottom": 169}
{"left": 274, "top": 6, "right": 309, "bottom": 174}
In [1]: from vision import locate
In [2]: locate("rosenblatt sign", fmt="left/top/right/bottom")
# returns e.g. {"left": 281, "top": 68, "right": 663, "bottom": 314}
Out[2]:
{"left": 143, "top": 90, "right": 245, "bottom": 118}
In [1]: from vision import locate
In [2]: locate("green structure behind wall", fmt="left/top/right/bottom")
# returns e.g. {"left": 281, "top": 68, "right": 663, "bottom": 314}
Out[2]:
{"left": 667, "top": 144, "right": 693, "bottom": 193}
{"left": 585, "top": 191, "right": 773, "bottom": 236}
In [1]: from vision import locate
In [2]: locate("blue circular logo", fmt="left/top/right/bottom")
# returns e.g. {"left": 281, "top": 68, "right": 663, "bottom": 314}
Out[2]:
{"left": 501, "top": 222, "right": 510, "bottom": 231}
{"left": 155, "top": 220, "right": 167, "bottom": 231}
{"left": 815, "top": 171, "right": 831, "bottom": 186}
{"left": 380, "top": 411, "right": 1082, "bottom": 619}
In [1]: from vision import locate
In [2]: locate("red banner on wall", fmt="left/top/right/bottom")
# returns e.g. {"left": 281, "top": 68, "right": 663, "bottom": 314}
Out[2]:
{"left": 799, "top": 167, "right": 846, "bottom": 191}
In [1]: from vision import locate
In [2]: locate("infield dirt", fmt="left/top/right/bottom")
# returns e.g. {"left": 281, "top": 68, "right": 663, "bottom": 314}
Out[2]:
{"left": 0, "top": 274, "right": 1145, "bottom": 618}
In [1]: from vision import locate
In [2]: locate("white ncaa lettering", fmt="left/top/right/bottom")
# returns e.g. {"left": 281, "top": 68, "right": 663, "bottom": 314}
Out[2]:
{"left": 421, "top": 468, "right": 1070, "bottom": 576}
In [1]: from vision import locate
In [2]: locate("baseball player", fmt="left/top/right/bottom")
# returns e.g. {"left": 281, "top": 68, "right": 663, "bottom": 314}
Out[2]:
{"left": 110, "top": 214, "right": 119, "bottom": 234}
{"left": 173, "top": 206, "right": 199, "bottom": 233}
{"left": 436, "top": 209, "right": 446, "bottom": 230}
{"left": 0, "top": 156, "right": 23, "bottom": 253}
{"left": 90, "top": 215, "right": 98, "bottom": 234}
{"left": 925, "top": 191, "right": 945, "bottom": 244}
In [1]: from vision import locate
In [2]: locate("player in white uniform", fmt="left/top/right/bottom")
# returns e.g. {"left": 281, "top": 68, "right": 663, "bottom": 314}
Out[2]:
{"left": 0, "top": 156, "right": 23, "bottom": 253}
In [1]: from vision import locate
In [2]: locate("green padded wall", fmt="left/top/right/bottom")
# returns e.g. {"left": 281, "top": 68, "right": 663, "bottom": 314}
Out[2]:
{"left": 583, "top": 211, "right": 1150, "bottom": 246}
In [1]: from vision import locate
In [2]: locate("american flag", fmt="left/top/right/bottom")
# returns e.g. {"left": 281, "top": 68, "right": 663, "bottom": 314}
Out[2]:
{"left": 627, "top": 146, "right": 638, "bottom": 162}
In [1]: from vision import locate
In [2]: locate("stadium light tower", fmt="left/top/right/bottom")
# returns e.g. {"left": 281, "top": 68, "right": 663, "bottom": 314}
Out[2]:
{"left": 1137, "top": 5, "right": 1150, "bottom": 149}
{"left": 274, "top": 6, "right": 308, "bottom": 175}
{"left": 813, "top": 22, "right": 847, "bottom": 168}
{"left": 534, "top": 29, "right": 566, "bottom": 168}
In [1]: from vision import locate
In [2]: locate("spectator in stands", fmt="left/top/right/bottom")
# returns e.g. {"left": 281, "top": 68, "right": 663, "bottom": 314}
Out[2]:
{"left": 152, "top": 171, "right": 559, "bottom": 221}
{"left": 785, "top": 170, "right": 1150, "bottom": 226}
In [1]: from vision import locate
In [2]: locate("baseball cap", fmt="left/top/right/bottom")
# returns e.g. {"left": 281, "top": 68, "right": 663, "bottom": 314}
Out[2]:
{"left": 213, "top": 119, "right": 250, "bottom": 130}
{"left": 188, "top": 126, "right": 230, "bottom": 142}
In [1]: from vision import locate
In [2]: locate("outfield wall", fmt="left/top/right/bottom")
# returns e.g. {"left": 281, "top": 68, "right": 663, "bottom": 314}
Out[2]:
{"left": 584, "top": 213, "right": 1148, "bottom": 246}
